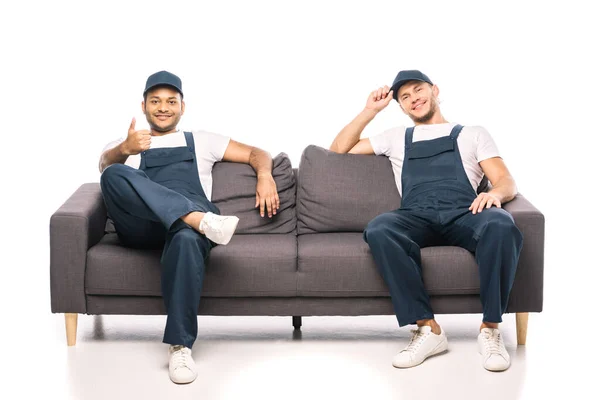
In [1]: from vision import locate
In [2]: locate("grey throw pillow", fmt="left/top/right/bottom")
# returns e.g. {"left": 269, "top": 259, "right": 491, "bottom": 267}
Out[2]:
{"left": 212, "top": 153, "right": 296, "bottom": 234}
{"left": 296, "top": 145, "right": 401, "bottom": 234}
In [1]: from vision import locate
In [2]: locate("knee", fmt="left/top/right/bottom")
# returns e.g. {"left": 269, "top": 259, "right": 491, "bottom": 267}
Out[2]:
{"left": 482, "top": 211, "right": 523, "bottom": 242}
{"left": 100, "top": 163, "right": 130, "bottom": 189}
{"left": 364, "top": 218, "right": 392, "bottom": 243}
{"left": 364, "top": 219, "right": 413, "bottom": 251}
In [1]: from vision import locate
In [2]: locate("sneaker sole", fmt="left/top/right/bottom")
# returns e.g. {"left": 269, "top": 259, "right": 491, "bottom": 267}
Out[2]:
{"left": 483, "top": 364, "right": 510, "bottom": 372}
{"left": 170, "top": 374, "right": 198, "bottom": 384}
{"left": 392, "top": 337, "right": 449, "bottom": 368}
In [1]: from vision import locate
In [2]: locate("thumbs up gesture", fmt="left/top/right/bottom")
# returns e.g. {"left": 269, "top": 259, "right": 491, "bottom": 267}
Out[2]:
{"left": 122, "top": 118, "right": 152, "bottom": 155}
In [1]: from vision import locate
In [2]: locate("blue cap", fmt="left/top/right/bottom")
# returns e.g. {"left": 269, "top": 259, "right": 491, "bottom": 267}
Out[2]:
{"left": 390, "top": 70, "right": 433, "bottom": 101}
{"left": 143, "top": 70, "right": 183, "bottom": 98}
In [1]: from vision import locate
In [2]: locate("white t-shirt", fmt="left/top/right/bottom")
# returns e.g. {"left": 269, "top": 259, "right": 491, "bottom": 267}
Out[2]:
{"left": 102, "top": 130, "right": 230, "bottom": 200}
{"left": 369, "top": 123, "right": 500, "bottom": 196}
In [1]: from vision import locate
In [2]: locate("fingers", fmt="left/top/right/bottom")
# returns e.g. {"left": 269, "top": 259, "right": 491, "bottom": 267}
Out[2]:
{"left": 265, "top": 197, "right": 273, "bottom": 218}
{"left": 384, "top": 89, "right": 394, "bottom": 104}
{"left": 129, "top": 117, "right": 136, "bottom": 134}
{"left": 470, "top": 194, "right": 501, "bottom": 214}
{"left": 375, "top": 86, "right": 390, "bottom": 101}
{"left": 139, "top": 129, "right": 152, "bottom": 151}
{"left": 142, "top": 137, "right": 152, "bottom": 151}
{"left": 256, "top": 192, "right": 279, "bottom": 218}
{"left": 369, "top": 90, "right": 377, "bottom": 103}
{"left": 369, "top": 86, "right": 392, "bottom": 103}
{"left": 469, "top": 194, "right": 480, "bottom": 210}
{"left": 469, "top": 198, "right": 479, "bottom": 214}
{"left": 478, "top": 198, "right": 487, "bottom": 213}
{"left": 269, "top": 194, "right": 278, "bottom": 216}
{"left": 470, "top": 193, "right": 484, "bottom": 214}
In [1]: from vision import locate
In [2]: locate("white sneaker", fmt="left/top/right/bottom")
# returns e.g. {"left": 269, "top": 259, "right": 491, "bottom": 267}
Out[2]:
{"left": 392, "top": 326, "right": 448, "bottom": 368}
{"left": 168, "top": 345, "right": 197, "bottom": 384}
{"left": 199, "top": 212, "right": 239, "bottom": 245}
{"left": 478, "top": 328, "right": 511, "bottom": 371}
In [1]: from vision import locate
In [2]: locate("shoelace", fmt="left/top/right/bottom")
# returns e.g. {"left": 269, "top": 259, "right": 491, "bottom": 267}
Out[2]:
{"left": 483, "top": 332, "right": 502, "bottom": 354}
{"left": 404, "top": 329, "right": 427, "bottom": 353}
{"left": 171, "top": 346, "right": 190, "bottom": 369}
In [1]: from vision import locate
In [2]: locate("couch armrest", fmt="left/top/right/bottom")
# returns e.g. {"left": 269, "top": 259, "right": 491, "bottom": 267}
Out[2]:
{"left": 503, "top": 193, "right": 545, "bottom": 312}
{"left": 50, "top": 183, "right": 106, "bottom": 313}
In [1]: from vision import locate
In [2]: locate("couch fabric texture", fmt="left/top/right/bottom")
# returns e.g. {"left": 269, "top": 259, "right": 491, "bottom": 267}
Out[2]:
{"left": 50, "top": 145, "right": 545, "bottom": 318}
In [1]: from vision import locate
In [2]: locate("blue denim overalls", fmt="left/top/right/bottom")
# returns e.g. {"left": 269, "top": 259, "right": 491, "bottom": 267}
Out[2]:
{"left": 364, "top": 125, "right": 523, "bottom": 326}
{"left": 101, "top": 132, "right": 219, "bottom": 348}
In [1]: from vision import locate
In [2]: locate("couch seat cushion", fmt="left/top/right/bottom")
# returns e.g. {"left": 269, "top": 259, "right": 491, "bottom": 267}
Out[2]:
{"left": 86, "top": 233, "right": 298, "bottom": 297}
{"left": 297, "top": 233, "right": 480, "bottom": 296}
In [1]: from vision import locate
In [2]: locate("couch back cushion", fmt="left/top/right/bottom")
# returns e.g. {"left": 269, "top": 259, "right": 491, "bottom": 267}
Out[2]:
{"left": 297, "top": 145, "right": 401, "bottom": 234}
{"left": 212, "top": 152, "right": 296, "bottom": 234}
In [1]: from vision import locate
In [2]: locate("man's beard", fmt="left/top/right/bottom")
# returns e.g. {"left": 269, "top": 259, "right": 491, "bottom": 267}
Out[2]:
{"left": 410, "top": 98, "right": 438, "bottom": 124}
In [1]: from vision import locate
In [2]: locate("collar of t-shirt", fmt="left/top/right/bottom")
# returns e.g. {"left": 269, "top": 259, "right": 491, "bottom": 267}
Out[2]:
{"left": 148, "top": 130, "right": 188, "bottom": 149}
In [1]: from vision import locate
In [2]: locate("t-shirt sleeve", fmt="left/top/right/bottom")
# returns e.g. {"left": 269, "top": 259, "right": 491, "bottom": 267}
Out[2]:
{"left": 102, "top": 138, "right": 124, "bottom": 154}
{"left": 369, "top": 127, "right": 402, "bottom": 156}
{"left": 193, "top": 130, "right": 231, "bottom": 162}
{"left": 475, "top": 126, "right": 501, "bottom": 162}
{"left": 100, "top": 138, "right": 140, "bottom": 169}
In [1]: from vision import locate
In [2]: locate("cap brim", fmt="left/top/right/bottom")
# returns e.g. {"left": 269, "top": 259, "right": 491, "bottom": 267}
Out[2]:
{"left": 390, "top": 78, "right": 431, "bottom": 101}
{"left": 144, "top": 82, "right": 183, "bottom": 96}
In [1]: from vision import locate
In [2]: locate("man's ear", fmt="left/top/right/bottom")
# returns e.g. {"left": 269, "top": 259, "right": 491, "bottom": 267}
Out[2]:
{"left": 432, "top": 84, "right": 440, "bottom": 98}
{"left": 181, "top": 100, "right": 185, "bottom": 116}
{"left": 141, "top": 101, "right": 145, "bottom": 114}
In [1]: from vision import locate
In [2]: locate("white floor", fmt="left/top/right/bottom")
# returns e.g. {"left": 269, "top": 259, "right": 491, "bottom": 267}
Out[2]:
{"left": 7, "top": 306, "right": 591, "bottom": 400}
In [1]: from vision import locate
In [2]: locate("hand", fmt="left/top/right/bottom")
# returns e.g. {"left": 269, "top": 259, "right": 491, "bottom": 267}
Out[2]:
{"left": 365, "top": 86, "right": 394, "bottom": 113}
{"left": 122, "top": 118, "right": 151, "bottom": 155}
{"left": 255, "top": 173, "right": 280, "bottom": 218}
{"left": 469, "top": 192, "right": 502, "bottom": 214}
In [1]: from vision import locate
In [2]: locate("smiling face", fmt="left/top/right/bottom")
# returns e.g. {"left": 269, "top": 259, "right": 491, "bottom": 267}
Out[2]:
{"left": 397, "top": 81, "right": 440, "bottom": 124}
{"left": 142, "top": 86, "right": 185, "bottom": 135}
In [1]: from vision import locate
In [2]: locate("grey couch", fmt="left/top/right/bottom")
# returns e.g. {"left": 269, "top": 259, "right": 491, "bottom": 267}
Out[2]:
{"left": 50, "top": 145, "right": 544, "bottom": 346}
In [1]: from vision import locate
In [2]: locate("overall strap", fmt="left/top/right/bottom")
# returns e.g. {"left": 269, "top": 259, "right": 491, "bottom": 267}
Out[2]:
{"left": 449, "top": 124, "right": 464, "bottom": 140}
{"left": 184, "top": 131, "right": 195, "bottom": 152}
{"left": 405, "top": 127, "right": 415, "bottom": 149}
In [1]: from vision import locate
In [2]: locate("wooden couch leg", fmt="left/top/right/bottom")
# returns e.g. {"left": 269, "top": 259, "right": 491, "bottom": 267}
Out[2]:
{"left": 65, "top": 313, "right": 78, "bottom": 346}
{"left": 516, "top": 313, "right": 528, "bottom": 345}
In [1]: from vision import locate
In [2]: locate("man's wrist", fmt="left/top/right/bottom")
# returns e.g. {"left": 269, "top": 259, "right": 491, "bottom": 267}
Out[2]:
{"left": 361, "top": 108, "right": 379, "bottom": 120}
{"left": 118, "top": 141, "right": 131, "bottom": 156}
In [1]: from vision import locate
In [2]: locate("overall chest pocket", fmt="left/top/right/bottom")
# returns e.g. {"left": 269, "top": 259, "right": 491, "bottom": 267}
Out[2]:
{"left": 142, "top": 147, "right": 197, "bottom": 190}
{"left": 407, "top": 138, "right": 455, "bottom": 159}
{"left": 404, "top": 138, "right": 457, "bottom": 188}
{"left": 144, "top": 147, "right": 194, "bottom": 168}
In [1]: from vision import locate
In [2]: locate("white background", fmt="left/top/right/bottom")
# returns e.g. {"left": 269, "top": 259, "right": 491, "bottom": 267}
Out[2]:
{"left": 1, "top": 0, "right": 598, "bottom": 397}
